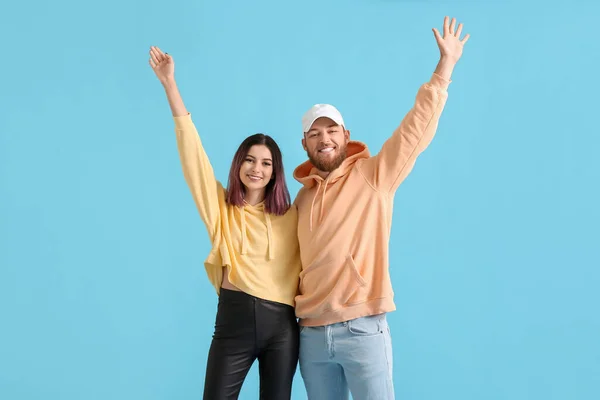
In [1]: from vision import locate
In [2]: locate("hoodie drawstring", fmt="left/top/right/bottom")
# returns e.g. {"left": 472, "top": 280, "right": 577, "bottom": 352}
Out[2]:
{"left": 264, "top": 210, "right": 274, "bottom": 260}
{"left": 240, "top": 204, "right": 274, "bottom": 260}
{"left": 309, "top": 180, "right": 322, "bottom": 232}
{"left": 309, "top": 178, "right": 332, "bottom": 232}
{"left": 240, "top": 206, "right": 248, "bottom": 255}
{"left": 318, "top": 179, "right": 330, "bottom": 224}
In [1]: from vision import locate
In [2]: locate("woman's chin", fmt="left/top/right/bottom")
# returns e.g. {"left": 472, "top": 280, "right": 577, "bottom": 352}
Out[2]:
{"left": 243, "top": 181, "right": 267, "bottom": 191}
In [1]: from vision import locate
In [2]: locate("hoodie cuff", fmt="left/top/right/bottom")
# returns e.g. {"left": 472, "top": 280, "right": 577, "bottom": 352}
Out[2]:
{"left": 173, "top": 112, "right": 193, "bottom": 128}
{"left": 430, "top": 73, "right": 451, "bottom": 90}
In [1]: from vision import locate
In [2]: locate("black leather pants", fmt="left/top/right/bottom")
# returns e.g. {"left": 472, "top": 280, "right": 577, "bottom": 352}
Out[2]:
{"left": 203, "top": 288, "right": 299, "bottom": 400}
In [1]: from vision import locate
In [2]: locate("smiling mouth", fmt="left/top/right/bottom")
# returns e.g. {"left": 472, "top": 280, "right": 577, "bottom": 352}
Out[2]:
{"left": 318, "top": 147, "right": 335, "bottom": 154}
{"left": 247, "top": 175, "right": 262, "bottom": 181}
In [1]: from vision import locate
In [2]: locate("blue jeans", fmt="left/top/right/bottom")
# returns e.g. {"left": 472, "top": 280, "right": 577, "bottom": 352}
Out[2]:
{"left": 299, "top": 313, "right": 394, "bottom": 400}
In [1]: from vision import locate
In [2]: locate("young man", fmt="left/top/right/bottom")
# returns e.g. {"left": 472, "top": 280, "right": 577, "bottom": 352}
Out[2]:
{"left": 292, "top": 16, "right": 470, "bottom": 399}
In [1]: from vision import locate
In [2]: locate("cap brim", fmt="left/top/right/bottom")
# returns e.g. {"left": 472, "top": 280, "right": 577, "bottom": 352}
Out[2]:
{"left": 303, "top": 114, "right": 344, "bottom": 133}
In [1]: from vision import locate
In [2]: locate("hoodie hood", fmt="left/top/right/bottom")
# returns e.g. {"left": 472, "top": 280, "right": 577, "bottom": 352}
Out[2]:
{"left": 293, "top": 140, "right": 370, "bottom": 188}
{"left": 293, "top": 140, "right": 370, "bottom": 232}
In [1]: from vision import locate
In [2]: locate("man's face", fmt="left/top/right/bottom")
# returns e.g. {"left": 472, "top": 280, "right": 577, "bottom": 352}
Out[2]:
{"left": 302, "top": 117, "right": 350, "bottom": 173}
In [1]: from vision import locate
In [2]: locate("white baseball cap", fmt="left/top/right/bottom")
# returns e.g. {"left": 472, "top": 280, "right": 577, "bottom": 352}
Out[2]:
{"left": 301, "top": 104, "right": 345, "bottom": 133}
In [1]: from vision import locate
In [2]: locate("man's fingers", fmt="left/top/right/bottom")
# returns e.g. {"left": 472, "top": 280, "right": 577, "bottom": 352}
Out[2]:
{"left": 455, "top": 23, "right": 463, "bottom": 38}
{"left": 443, "top": 16, "right": 450, "bottom": 36}
{"left": 432, "top": 28, "right": 442, "bottom": 43}
{"left": 461, "top": 33, "right": 471, "bottom": 45}
{"left": 449, "top": 18, "right": 456, "bottom": 34}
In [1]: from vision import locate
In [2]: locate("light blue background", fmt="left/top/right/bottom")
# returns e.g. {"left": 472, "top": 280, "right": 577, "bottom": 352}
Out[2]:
{"left": 1, "top": 0, "right": 599, "bottom": 399}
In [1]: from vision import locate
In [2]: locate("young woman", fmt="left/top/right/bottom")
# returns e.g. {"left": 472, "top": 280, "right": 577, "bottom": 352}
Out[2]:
{"left": 149, "top": 46, "right": 301, "bottom": 400}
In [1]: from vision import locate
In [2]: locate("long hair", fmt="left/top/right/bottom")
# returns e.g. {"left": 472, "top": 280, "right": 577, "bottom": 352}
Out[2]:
{"left": 226, "top": 134, "right": 291, "bottom": 216}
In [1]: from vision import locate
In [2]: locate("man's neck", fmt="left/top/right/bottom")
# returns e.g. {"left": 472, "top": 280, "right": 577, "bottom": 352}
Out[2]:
{"left": 316, "top": 169, "right": 330, "bottom": 179}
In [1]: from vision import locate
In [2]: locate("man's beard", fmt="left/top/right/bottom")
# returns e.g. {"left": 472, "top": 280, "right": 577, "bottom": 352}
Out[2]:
{"left": 308, "top": 143, "right": 348, "bottom": 173}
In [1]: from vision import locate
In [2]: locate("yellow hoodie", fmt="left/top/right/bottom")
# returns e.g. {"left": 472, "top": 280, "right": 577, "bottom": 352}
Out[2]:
{"left": 174, "top": 114, "right": 301, "bottom": 307}
{"left": 293, "top": 73, "right": 450, "bottom": 326}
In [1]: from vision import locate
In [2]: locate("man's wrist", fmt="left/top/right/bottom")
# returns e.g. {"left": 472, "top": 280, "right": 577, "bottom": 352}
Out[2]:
{"left": 434, "top": 56, "right": 457, "bottom": 81}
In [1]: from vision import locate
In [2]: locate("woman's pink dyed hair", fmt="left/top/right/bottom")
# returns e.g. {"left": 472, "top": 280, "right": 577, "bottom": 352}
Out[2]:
{"left": 226, "top": 133, "right": 291, "bottom": 216}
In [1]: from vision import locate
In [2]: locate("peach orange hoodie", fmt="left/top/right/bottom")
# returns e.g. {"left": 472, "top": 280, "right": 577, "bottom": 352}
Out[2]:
{"left": 293, "top": 73, "right": 450, "bottom": 326}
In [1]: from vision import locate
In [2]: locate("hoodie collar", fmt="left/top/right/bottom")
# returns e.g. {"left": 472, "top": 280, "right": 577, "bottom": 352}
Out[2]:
{"left": 293, "top": 140, "right": 370, "bottom": 188}
{"left": 293, "top": 140, "right": 370, "bottom": 232}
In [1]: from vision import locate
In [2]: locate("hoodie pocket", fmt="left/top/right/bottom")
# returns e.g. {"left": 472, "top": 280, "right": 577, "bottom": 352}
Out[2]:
{"left": 297, "top": 254, "right": 368, "bottom": 317}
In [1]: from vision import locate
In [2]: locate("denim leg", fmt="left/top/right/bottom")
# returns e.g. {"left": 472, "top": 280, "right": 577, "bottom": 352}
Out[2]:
{"left": 337, "top": 314, "right": 395, "bottom": 400}
{"left": 298, "top": 324, "right": 350, "bottom": 400}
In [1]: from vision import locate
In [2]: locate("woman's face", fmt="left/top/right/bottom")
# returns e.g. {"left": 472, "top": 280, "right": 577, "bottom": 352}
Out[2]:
{"left": 239, "top": 144, "right": 274, "bottom": 193}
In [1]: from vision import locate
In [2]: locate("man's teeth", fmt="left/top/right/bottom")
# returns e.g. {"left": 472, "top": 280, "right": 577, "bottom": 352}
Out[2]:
{"left": 319, "top": 147, "right": 334, "bottom": 153}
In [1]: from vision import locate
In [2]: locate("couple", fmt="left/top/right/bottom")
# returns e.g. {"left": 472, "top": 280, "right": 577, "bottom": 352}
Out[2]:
{"left": 149, "top": 16, "right": 469, "bottom": 400}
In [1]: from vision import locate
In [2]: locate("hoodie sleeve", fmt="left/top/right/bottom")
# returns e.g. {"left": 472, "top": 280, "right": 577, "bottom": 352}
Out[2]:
{"left": 174, "top": 113, "right": 224, "bottom": 241}
{"left": 363, "top": 73, "right": 450, "bottom": 193}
